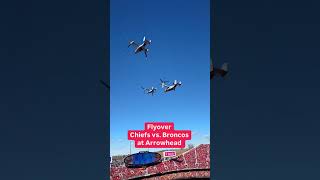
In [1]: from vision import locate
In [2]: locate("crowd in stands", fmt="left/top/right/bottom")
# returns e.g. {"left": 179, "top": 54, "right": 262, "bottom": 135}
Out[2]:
{"left": 111, "top": 160, "right": 125, "bottom": 168}
{"left": 143, "top": 170, "right": 210, "bottom": 180}
{"left": 110, "top": 144, "right": 210, "bottom": 180}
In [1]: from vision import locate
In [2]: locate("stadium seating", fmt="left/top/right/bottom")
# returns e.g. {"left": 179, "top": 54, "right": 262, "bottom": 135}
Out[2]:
{"left": 110, "top": 144, "right": 210, "bottom": 180}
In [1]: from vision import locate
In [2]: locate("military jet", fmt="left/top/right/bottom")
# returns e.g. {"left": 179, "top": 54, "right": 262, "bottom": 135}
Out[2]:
{"left": 161, "top": 80, "right": 182, "bottom": 93}
{"left": 141, "top": 86, "right": 157, "bottom": 96}
{"left": 128, "top": 36, "right": 151, "bottom": 59}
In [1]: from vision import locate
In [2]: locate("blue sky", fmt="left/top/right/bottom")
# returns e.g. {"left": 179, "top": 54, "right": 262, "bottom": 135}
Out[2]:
{"left": 110, "top": 0, "right": 210, "bottom": 155}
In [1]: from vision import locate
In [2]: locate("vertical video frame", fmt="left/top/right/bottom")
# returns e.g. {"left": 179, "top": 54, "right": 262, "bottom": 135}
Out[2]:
{"left": 110, "top": 0, "right": 211, "bottom": 179}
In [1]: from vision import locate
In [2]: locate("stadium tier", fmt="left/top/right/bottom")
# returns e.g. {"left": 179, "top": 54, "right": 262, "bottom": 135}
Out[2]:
{"left": 110, "top": 144, "right": 210, "bottom": 180}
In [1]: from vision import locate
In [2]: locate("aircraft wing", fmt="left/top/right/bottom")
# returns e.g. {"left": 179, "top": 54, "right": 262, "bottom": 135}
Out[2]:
{"left": 161, "top": 84, "right": 168, "bottom": 88}
{"left": 128, "top": 41, "right": 138, "bottom": 48}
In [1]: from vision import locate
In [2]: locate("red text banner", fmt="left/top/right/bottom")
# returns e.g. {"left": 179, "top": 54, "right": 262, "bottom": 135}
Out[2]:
{"left": 128, "top": 122, "right": 192, "bottom": 148}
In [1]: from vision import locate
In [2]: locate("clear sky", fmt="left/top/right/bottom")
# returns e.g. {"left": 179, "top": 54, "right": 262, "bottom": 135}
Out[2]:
{"left": 110, "top": 0, "right": 210, "bottom": 155}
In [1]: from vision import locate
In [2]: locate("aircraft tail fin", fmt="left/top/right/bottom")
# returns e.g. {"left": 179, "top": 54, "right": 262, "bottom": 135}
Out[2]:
{"left": 143, "top": 36, "right": 151, "bottom": 45}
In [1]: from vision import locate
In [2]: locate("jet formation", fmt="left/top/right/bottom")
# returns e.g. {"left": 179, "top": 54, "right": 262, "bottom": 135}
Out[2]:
{"left": 105, "top": 37, "right": 229, "bottom": 96}
{"left": 141, "top": 79, "right": 182, "bottom": 96}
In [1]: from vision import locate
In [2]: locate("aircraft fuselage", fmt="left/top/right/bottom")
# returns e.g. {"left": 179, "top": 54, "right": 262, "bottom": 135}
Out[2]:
{"left": 164, "top": 85, "right": 177, "bottom": 92}
{"left": 135, "top": 43, "right": 148, "bottom": 54}
{"left": 147, "top": 91, "right": 155, "bottom": 95}
{"left": 146, "top": 88, "right": 156, "bottom": 95}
